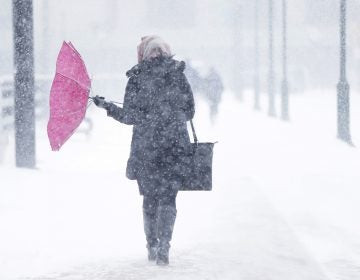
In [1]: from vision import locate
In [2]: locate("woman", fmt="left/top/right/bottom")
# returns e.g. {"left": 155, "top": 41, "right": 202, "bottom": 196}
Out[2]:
{"left": 93, "top": 36, "right": 195, "bottom": 265}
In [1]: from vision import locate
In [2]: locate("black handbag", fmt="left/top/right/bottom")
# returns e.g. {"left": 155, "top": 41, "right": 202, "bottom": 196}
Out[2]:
{"left": 179, "top": 120, "right": 216, "bottom": 191}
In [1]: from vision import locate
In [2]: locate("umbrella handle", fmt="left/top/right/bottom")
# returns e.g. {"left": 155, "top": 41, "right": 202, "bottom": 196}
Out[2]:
{"left": 88, "top": 96, "right": 123, "bottom": 105}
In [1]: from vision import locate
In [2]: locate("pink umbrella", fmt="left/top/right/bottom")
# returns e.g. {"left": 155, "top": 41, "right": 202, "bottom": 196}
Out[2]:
{"left": 47, "top": 41, "right": 91, "bottom": 151}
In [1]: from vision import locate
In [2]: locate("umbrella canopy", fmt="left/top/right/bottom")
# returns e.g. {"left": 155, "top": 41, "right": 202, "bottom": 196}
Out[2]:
{"left": 47, "top": 41, "right": 91, "bottom": 151}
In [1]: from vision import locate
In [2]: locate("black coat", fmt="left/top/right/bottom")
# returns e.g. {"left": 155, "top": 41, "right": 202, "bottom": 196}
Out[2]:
{"left": 106, "top": 56, "right": 195, "bottom": 195}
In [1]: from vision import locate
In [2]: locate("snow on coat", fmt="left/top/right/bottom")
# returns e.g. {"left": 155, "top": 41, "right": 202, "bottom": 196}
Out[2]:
{"left": 106, "top": 56, "right": 195, "bottom": 195}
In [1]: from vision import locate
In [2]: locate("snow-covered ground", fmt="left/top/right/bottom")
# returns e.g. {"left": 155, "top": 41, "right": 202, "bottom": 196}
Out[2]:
{"left": 1, "top": 90, "right": 360, "bottom": 280}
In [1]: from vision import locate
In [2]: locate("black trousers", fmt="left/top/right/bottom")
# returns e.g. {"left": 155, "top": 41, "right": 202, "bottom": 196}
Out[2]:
{"left": 142, "top": 188, "right": 178, "bottom": 250}
{"left": 138, "top": 171, "right": 180, "bottom": 249}
{"left": 143, "top": 189, "right": 178, "bottom": 215}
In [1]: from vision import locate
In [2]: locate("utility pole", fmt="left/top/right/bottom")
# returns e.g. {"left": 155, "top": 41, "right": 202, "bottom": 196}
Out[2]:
{"left": 281, "top": 0, "right": 289, "bottom": 120}
{"left": 254, "top": 0, "right": 260, "bottom": 110}
{"left": 41, "top": 0, "right": 50, "bottom": 74}
{"left": 268, "top": 0, "right": 275, "bottom": 116}
{"left": 337, "top": 0, "right": 352, "bottom": 144}
{"left": 108, "top": 0, "right": 119, "bottom": 29}
{"left": 12, "top": 0, "right": 36, "bottom": 168}
{"left": 233, "top": 1, "right": 243, "bottom": 101}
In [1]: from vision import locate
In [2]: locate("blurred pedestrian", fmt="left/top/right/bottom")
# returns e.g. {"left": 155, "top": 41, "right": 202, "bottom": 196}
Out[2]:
{"left": 204, "top": 67, "right": 223, "bottom": 123}
{"left": 93, "top": 35, "right": 195, "bottom": 265}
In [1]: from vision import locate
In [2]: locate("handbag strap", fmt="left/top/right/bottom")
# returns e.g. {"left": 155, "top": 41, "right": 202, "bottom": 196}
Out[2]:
{"left": 190, "top": 119, "right": 198, "bottom": 144}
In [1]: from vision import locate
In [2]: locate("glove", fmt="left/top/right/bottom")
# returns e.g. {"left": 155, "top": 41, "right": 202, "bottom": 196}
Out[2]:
{"left": 93, "top": 95, "right": 107, "bottom": 108}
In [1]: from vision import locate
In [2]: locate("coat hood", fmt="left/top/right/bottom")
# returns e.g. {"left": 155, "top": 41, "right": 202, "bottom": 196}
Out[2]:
{"left": 126, "top": 57, "right": 186, "bottom": 78}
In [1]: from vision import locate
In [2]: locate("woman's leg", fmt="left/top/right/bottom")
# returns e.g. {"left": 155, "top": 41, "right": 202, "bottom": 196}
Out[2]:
{"left": 143, "top": 194, "right": 159, "bottom": 261}
{"left": 156, "top": 189, "right": 178, "bottom": 265}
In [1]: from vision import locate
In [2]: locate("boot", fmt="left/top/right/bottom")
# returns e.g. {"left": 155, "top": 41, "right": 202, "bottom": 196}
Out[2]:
{"left": 156, "top": 205, "right": 177, "bottom": 265}
{"left": 143, "top": 208, "right": 158, "bottom": 261}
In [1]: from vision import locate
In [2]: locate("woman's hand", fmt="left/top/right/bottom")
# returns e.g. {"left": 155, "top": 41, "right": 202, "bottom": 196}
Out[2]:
{"left": 93, "top": 95, "right": 113, "bottom": 110}
{"left": 93, "top": 95, "right": 107, "bottom": 108}
{"left": 93, "top": 95, "right": 125, "bottom": 122}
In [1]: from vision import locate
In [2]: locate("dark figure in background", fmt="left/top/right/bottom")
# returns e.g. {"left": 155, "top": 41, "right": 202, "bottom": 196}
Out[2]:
{"left": 185, "top": 62, "right": 223, "bottom": 124}
{"left": 93, "top": 35, "right": 195, "bottom": 265}
{"left": 184, "top": 59, "right": 202, "bottom": 94}
{"left": 204, "top": 67, "right": 223, "bottom": 123}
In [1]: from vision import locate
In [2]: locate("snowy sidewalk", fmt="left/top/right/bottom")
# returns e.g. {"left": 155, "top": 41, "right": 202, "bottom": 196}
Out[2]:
{"left": 1, "top": 170, "right": 329, "bottom": 280}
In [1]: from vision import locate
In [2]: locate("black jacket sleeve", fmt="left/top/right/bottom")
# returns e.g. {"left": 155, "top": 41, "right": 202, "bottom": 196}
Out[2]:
{"left": 106, "top": 76, "right": 145, "bottom": 125}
